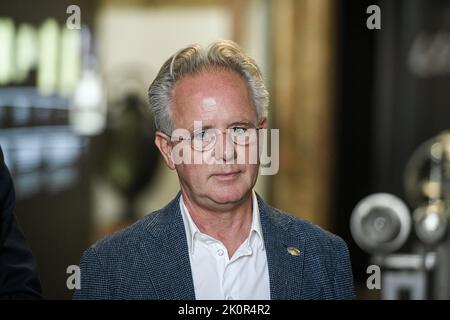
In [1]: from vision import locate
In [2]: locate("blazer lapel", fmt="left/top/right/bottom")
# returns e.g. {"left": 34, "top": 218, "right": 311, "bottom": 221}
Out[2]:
{"left": 257, "top": 194, "right": 306, "bottom": 299}
{"left": 139, "top": 193, "right": 196, "bottom": 300}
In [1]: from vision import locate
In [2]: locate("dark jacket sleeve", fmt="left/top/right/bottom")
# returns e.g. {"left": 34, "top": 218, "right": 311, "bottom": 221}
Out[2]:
{"left": 73, "top": 246, "right": 111, "bottom": 300}
{"left": 332, "top": 236, "right": 356, "bottom": 299}
{"left": 0, "top": 147, "right": 42, "bottom": 299}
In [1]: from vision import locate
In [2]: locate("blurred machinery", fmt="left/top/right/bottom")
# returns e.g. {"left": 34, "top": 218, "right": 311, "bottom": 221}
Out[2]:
{"left": 351, "top": 130, "right": 450, "bottom": 299}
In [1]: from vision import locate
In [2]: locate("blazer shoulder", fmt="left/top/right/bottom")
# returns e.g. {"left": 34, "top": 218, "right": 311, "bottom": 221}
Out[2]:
{"left": 266, "top": 206, "right": 355, "bottom": 299}
{"left": 86, "top": 208, "right": 167, "bottom": 257}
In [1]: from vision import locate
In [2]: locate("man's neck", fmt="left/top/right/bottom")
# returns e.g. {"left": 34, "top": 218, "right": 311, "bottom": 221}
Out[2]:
{"left": 180, "top": 189, "right": 254, "bottom": 258}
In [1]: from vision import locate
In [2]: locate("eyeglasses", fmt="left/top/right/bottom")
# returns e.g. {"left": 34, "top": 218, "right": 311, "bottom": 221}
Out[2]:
{"left": 162, "top": 125, "right": 263, "bottom": 151}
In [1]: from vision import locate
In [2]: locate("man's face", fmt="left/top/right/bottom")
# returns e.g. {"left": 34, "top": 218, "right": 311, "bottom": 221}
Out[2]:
{"left": 157, "top": 69, "right": 265, "bottom": 210}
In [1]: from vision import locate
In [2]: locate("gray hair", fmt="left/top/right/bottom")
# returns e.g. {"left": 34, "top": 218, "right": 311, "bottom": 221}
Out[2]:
{"left": 148, "top": 40, "right": 269, "bottom": 134}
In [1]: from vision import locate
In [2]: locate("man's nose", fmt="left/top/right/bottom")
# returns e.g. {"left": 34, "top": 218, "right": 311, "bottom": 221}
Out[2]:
{"left": 215, "top": 131, "right": 235, "bottom": 162}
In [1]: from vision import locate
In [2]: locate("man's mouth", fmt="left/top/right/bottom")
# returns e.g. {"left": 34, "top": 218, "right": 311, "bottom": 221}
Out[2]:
{"left": 211, "top": 171, "right": 241, "bottom": 180}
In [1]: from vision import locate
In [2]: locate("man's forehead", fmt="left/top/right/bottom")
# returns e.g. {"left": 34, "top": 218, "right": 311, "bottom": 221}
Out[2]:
{"left": 170, "top": 69, "right": 257, "bottom": 129}
{"left": 202, "top": 97, "right": 218, "bottom": 109}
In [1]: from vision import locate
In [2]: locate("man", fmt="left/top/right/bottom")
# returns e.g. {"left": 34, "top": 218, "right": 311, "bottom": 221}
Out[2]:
{"left": 74, "top": 40, "right": 355, "bottom": 300}
{"left": 0, "top": 147, "right": 42, "bottom": 299}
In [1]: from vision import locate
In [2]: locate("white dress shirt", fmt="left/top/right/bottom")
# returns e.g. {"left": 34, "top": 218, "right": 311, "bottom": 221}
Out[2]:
{"left": 179, "top": 190, "right": 271, "bottom": 300}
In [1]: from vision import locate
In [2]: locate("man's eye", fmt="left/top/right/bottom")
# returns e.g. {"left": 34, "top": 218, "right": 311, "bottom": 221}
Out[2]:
{"left": 231, "top": 127, "right": 248, "bottom": 135}
{"left": 194, "top": 131, "right": 210, "bottom": 140}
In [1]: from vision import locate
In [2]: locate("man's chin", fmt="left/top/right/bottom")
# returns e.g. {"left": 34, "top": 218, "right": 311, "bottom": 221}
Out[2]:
{"left": 206, "top": 189, "right": 250, "bottom": 206}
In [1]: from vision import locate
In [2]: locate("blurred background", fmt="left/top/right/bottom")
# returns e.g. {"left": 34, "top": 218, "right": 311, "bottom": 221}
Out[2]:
{"left": 1, "top": 0, "right": 450, "bottom": 299}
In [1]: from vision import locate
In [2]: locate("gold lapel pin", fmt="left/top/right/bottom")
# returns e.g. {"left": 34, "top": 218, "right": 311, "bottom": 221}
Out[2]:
{"left": 287, "top": 247, "right": 301, "bottom": 256}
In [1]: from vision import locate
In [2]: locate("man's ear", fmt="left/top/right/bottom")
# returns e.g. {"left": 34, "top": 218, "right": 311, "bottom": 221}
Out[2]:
{"left": 260, "top": 117, "right": 267, "bottom": 129}
{"left": 155, "top": 132, "right": 175, "bottom": 170}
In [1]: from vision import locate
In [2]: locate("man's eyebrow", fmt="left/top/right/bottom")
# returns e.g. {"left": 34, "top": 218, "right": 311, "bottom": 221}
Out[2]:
{"left": 188, "top": 124, "right": 215, "bottom": 132}
{"left": 187, "top": 121, "right": 255, "bottom": 132}
{"left": 227, "top": 121, "right": 255, "bottom": 127}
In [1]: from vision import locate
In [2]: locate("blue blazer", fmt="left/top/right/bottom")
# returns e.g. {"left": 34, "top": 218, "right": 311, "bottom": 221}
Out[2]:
{"left": 73, "top": 192, "right": 355, "bottom": 300}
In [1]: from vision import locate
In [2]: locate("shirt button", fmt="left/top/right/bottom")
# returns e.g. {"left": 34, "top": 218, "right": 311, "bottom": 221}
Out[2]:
{"left": 217, "top": 249, "right": 224, "bottom": 256}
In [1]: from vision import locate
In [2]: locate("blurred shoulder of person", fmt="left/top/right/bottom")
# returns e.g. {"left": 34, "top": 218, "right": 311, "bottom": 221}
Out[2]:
{"left": 0, "top": 146, "right": 42, "bottom": 299}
